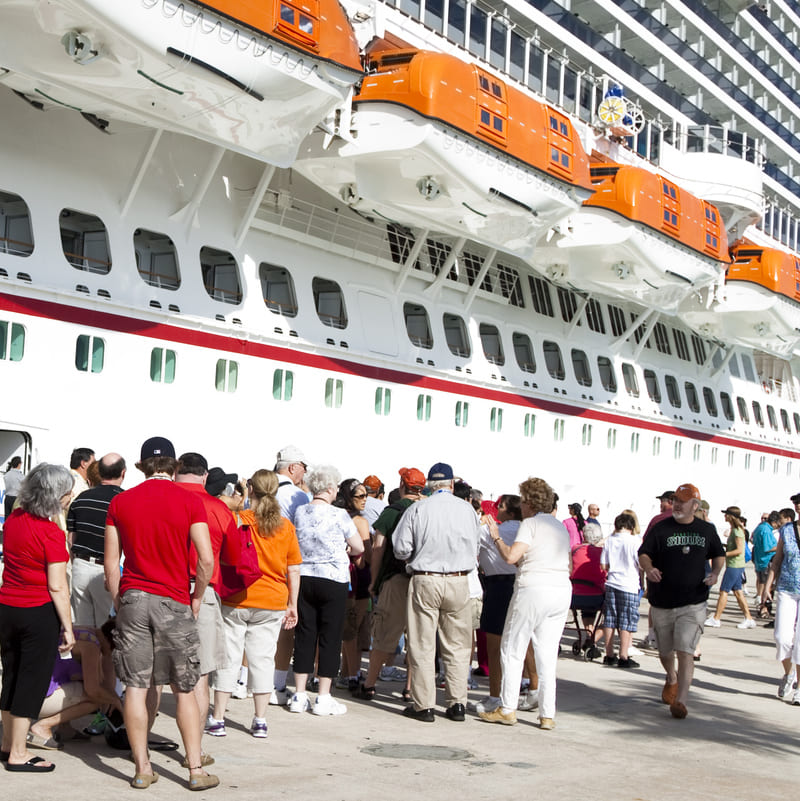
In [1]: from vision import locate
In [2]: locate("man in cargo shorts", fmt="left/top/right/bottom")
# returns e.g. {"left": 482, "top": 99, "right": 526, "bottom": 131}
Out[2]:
{"left": 104, "top": 436, "right": 217, "bottom": 790}
{"left": 638, "top": 483, "right": 725, "bottom": 720}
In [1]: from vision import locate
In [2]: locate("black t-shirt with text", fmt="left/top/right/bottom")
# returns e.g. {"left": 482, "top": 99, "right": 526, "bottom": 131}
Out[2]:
{"left": 638, "top": 515, "right": 724, "bottom": 608}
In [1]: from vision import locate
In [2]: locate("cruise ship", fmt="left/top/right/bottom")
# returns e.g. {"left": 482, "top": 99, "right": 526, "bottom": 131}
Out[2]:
{"left": 1, "top": 0, "right": 799, "bottom": 524}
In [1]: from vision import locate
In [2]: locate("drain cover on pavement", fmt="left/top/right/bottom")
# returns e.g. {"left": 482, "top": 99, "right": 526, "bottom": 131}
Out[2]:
{"left": 361, "top": 743, "right": 473, "bottom": 761}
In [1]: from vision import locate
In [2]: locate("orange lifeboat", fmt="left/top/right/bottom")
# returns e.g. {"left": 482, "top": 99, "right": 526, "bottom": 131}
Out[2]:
{"left": 681, "top": 239, "right": 800, "bottom": 355}
{"left": 536, "top": 163, "right": 728, "bottom": 311}
{"left": 294, "top": 49, "right": 593, "bottom": 260}
{"left": 0, "top": 0, "right": 362, "bottom": 167}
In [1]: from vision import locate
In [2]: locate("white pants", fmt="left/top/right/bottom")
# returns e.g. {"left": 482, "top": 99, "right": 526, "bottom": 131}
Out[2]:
{"left": 774, "top": 591, "right": 800, "bottom": 663}
{"left": 499, "top": 581, "right": 571, "bottom": 719}
{"left": 212, "top": 606, "right": 284, "bottom": 694}
{"left": 70, "top": 557, "right": 113, "bottom": 626}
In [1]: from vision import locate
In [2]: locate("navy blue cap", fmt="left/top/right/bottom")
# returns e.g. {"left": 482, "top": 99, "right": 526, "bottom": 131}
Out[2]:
{"left": 427, "top": 462, "right": 454, "bottom": 481}
{"left": 140, "top": 436, "right": 175, "bottom": 460}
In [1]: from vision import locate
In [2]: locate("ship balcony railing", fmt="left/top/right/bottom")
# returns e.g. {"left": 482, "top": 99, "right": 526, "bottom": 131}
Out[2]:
{"left": 0, "top": 236, "right": 34, "bottom": 257}
{"left": 665, "top": 125, "right": 764, "bottom": 167}
{"left": 64, "top": 251, "right": 112, "bottom": 274}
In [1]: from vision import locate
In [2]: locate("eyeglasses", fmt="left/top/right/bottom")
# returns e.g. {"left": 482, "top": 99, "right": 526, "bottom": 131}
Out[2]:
{"left": 353, "top": 493, "right": 368, "bottom": 499}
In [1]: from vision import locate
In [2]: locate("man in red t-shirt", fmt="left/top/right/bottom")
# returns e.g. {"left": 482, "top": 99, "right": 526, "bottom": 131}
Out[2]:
{"left": 175, "top": 452, "right": 240, "bottom": 745}
{"left": 104, "top": 437, "right": 217, "bottom": 791}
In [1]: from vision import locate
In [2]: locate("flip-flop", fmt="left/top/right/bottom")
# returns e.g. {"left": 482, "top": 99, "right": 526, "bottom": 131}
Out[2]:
{"left": 26, "top": 733, "right": 63, "bottom": 751}
{"left": 5, "top": 755, "right": 56, "bottom": 772}
{"left": 130, "top": 771, "right": 159, "bottom": 789}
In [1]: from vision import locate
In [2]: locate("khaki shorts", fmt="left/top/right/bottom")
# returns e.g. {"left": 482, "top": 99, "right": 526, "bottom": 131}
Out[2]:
{"left": 197, "top": 586, "right": 227, "bottom": 675}
{"left": 651, "top": 601, "right": 707, "bottom": 656}
{"left": 342, "top": 597, "right": 370, "bottom": 642}
{"left": 470, "top": 597, "right": 483, "bottom": 631}
{"left": 371, "top": 573, "right": 410, "bottom": 653}
{"left": 38, "top": 682, "right": 85, "bottom": 719}
{"left": 113, "top": 589, "right": 200, "bottom": 692}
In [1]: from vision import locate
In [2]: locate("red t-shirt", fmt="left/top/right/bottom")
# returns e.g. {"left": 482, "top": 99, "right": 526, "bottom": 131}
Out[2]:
{"left": 107, "top": 478, "right": 207, "bottom": 605}
{"left": 0, "top": 509, "right": 69, "bottom": 607}
{"left": 177, "top": 482, "right": 240, "bottom": 589}
{"left": 570, "top": 543, "right": 605, "bottom": 595}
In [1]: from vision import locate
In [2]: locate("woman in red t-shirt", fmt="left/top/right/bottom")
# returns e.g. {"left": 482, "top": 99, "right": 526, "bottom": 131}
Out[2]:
{"left": 0, "top": 463, "right": 75, "bottom": 772}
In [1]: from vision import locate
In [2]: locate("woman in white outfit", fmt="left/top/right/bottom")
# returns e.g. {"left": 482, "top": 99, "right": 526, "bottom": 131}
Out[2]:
{"left": 478, "top": 477, "right": 571, "bottom": 730}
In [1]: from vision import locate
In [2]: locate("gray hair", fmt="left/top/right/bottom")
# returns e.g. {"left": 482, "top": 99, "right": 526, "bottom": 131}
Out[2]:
{"left": 18, "top": 463, "right": 74, "bottom": 518}
{"left": 582, "top": 522, "right": 603, "bottom": 546}
{"left": 306, "top": 465, "right": 341, "bottom": 497}
{"left": 427, "top": 479, "right": 452, "bottom": 492}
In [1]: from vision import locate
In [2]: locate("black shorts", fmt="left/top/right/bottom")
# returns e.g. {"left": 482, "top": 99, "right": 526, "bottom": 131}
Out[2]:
{"left": 480, "top": 575, "right": 515, "bottom": 635}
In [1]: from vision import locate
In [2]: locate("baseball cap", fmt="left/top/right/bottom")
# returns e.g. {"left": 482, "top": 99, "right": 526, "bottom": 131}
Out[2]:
{"left": 721, "top": 505, "right": 742, "bottom": 519}
{"left": 428, "top": 462, "right": 454, "bottom": 481}
{"left": 140, "top": 436, "right": 175, "bottom": 460}
{"left": 206, "top": 467, "right": 238, "bottom": 497}
{"left": 363, "top": 475, "right": 383, "bottom": 492}
{"left": 656, "top": 490, "right": 676, "bottom": 500}
{"left": 276, "top": 445, "right": 306, "bottom": 464}
{"left": 674, "top": 483, "right": 701, "bottom": 502}
{"left": 398, "top": 467, "right": 425, "bottom": 490}
{"left": 790, "top": 493, "right": 800, "bottom": 504}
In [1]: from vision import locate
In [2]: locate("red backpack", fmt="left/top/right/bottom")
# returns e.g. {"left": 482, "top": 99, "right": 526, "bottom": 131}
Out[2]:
{"left": 217, "top": 520, "right": 262, "bottom": 600}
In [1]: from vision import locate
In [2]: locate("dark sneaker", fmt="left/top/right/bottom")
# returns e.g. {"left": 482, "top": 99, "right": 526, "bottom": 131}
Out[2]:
{"left": 445, "top": 703, "right": 465, "bottom": 721}
{"left": 617, "top": 657, "right": 640, "bottom": 669}
{"left": 602, "top": 655, "right": 619, "bottom": 666}
{"left": 403, "top": 706, "right": 435, "bottom": 722}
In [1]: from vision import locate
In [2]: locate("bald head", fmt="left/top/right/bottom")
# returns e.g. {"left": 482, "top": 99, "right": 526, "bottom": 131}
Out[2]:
{"left": 98, "top": 452, "right": 126, "bottom": 484}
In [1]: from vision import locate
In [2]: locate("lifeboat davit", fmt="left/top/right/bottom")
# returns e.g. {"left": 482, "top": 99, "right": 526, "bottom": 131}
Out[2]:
{"left": 293, "top": 48, "right": 593, "bottom": 260}
{"left": 680, "top": 240, "right": 800, "bottom": 356}
{"left": 0, "top": 0, "right": 363, "bottom": 167}
{"left": 535, "top": 163, "right": 729, "bottom": 312}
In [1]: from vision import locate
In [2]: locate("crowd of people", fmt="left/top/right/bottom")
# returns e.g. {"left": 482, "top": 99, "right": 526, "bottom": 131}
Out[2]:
{"left": 0, "top": 442, "right": 799, "bottom": 788}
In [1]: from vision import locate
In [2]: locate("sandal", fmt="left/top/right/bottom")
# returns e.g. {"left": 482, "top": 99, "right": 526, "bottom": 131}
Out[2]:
{"left": 352, "top": 683, "right": 376, "bottom": 700}
{"left": 130, "top": 771, "right": 158, "bottom": 789}
{"left": 188, "top": 771, "right": 220, "bottom": 791}
{"left": 6, "top": 755, "right": 56, "bottom": 773}
{"left": 401, "top": 688, "right": 412, "bottom": 703}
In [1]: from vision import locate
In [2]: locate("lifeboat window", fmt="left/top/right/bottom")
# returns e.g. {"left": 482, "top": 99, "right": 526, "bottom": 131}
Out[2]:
{"left": 794, "top": 412, "right": 800, "bottom": 434}
{"left": 443, "top": 313, "right": 470, "bottom": 358}
{"left": 543, "top": 341, "right": 565, "bottom": 380}
{"left": 663, "top": 210, "right": 678, "bottom": 226}
{"left": 662, "top": 182, "right": 677, "bottom": 200}
{"left": 0, "top": 321, "right": 25, "bottom": 362}
{"left": 512, "top": 332, "right": 536, "bottom": 373}
{"left": 652, "top": 323, "right": 671, "bottom": 355}
{"left": 597, "top": 356, "right": 617, "bottom": 392}
{"left": 324, "top": 378, "right": 343, "bottom": 409}
{"left": 644, "top": 369, "right": 661, "bottom": 402}
{"left": 684, "top": 382, "right": 700, "bottom": 413}
{"left": 703, "top": 388, "right": 718, "bottom": 417}
{"left": 691, "top": 334, "right": 707, "bottom": 365}
{"left": 455, "top": 400, "right": 469, "bottom": 427}
{"left": 529, "top": 276, "right": 555, "bottom": 317}
{"left": 705, "top": 207, "right": 717, "bottom": 223}
{"left": 0, "top": 191, "right": 34, "bottom": 257}
{"left": 737, "top": 397, "right": 749, "bottom": 423}
{"left": 557, "top": 287, "right": 580, "bottom": 324}
{"left": 75, "top": 335, "right": 104, "bottom": 374}
{"left": 479, "top": 75, "right": 490, "bottom": 92}
{"left": 150, "top": 347, "right": 176, "bottom": 384}
{"left": 571, "top": 349, "right": 592, "bottom": 387}
{"left": 215, "top": 359, "right": 238, "bottom": 393}
{"left": 752, "top": 401, "right": 764, "bottom": 427}
{"left": 313, "top": 277, "right": 348, "bottom": 329}
{"left": 60, "top": 209, "right": 111, "bottom": 274}
{"left": 720, "top": 392, "right": 735, "bottom": 421}
{"left": 404, "top": 303, "right": 433, "bottom": 349}
{"left": 586, "top": 299, "right": 606, "bottom": 334}
{"left": 201, "top": 247, "right": 242, "bottom": 305}
{"left": 672, "top": 329, "right": 690, "bottom": 361}
{"left": 273, "top": 369, "right": 294, "bottom": 401}
{"left": 664, "top": 375, "right": 681, "bottom": 408}
{"left": 490, "top": 407, "right": 503, "bottom": 432}
{"left": 705, "top": 233, "right": 718, "bottom": 248}
{"left": 767, "top": 405, "right": 779, "bottom": 431}
{"left": 276, "top": 0, "right": 319, "bottom": 49}
{"left": 260, "top": 264, "right": 298, "bottom": 317}
{"left": 780, "top": 409, "right": 791, "bottom": 433}
{"left": 134, "top": 229, "right": 180, "bottom": 290}
{"left": 417, "top": 394, "right": 432, "bottom": 422}
{"left": 375, "top": 387, "right": 391, "bottom": 416}
{"left": 479, "top": 323, "right": 505, "bottom": 366}
{"left": 622, "top": 363, "right": 639, "bottom": 397}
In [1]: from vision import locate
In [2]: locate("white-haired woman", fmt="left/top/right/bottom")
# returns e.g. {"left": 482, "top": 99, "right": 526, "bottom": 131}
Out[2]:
{"left": 0, "top": 463, "right": 75, "bottom": 772}
{"left": 289, "top": 465, "right": 364, "bottom": 716}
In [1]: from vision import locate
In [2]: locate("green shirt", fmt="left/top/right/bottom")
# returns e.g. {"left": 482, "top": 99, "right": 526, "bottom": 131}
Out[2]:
{"left": 726, "top": 526, "right": 746, "bottom": 568}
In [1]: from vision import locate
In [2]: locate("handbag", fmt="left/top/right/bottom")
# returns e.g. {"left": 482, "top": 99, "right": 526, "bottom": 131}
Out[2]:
{"left": 217, "top": 522, "right": 262, "bottom": 600}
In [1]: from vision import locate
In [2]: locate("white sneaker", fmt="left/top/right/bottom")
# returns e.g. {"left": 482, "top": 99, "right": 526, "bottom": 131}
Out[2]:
{"left": 250, "top": 718, "right": 268, "bottom": 738}
{"left": 778, "top": 673, "right": 796, "bottom": 699}
{"left": 475, "top": 696, "right": 502, "bottom": 715}
{"left": 269, "top": 688, "right": 290, "bottom": 706}
{"left": 288, "top": 692, "right": 310, "bottom": 713}
{"left": 742, "top": 588, "right": 750, "bottom": 595}
{"left": 312, "top": 694, "right": 347, "bottom": 716}
{"left": 231, "top": 681, "right": 248, "bottom": 700}
{"left": 736, "top": 619, "right": 756, "bottom": 629}
{"left": 792, "top": 689, "right": 800, "bottom": 706}
{"left": 518, "top": 689, "right": 539, "bottom": 711}
{"left": 627, "top": 645, "right": 644, "bottom": 656}
{"left": 704, "top": 616, "right": 721, "bottom": 628}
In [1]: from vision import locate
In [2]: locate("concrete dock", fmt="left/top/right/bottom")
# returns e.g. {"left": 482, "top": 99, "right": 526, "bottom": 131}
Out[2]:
{"left": 4, "top": 594, "right": 798, "bottom": 801}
